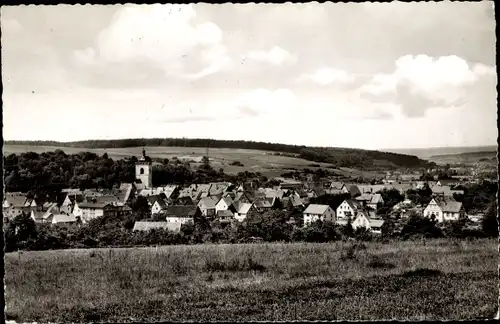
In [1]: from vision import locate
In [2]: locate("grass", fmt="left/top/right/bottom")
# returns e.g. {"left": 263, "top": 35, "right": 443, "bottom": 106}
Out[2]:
{"left": 3, "top": 144, "right": 385, "bottom": 178}
{"left": 5, "top": 239, "right": 498, "bottom": 322}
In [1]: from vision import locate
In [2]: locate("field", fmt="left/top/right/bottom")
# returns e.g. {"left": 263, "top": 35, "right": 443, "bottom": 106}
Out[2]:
{"left": 428, "top": 151, "right": 497, "bottom": 165}
{"left": 3, "top": 144, "right": 384, "bottom": 179}
{"left": 5, "top": 239, "right": 498, "bottom": 322}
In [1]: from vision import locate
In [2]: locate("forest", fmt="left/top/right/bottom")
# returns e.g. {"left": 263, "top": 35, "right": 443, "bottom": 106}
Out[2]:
{"left": 5, "top": 138, "right": 434, "bottom": 169}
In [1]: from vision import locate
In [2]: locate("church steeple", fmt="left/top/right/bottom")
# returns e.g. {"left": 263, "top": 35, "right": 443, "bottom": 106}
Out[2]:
{"left": 135, "top": 148, "right": 152, "bottom": 188}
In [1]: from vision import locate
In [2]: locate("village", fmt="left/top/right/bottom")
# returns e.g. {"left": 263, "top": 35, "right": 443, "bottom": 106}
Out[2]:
{"left": 3, "top": 148, "right": 492, "bottom": 238}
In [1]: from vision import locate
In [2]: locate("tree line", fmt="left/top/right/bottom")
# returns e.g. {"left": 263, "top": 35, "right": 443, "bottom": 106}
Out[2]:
{"left": 5, "top": 201, "right": 497, "bottom": 253}
{"left": 5, "top": 138, "right": 434, "bottom": 169}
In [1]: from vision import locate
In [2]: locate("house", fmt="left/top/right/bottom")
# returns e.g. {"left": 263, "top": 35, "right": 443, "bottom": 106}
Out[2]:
{"left": 73, "top": 202, "right": 115, "bottom": 222}
{"left": 164, "top": 205, "right": 202, "bottom": 224}
{"left": 216, "top": 209, "right": 234, "bottom": 223}
{"left": 278, "top": 179, "right": 303, "bottom": 190}
{"left": 232, "top": 201, "right": 258, "bottom": 222}
{"left": 253, "top": 197, "right": 276, "bottom": 212}
{"left": 336, "top": 199, "right": 365, "bottom": 223}
{"left": 302, "top": 204, "right": 336, "bottom": 226}
{"left": 197, "top": 197, "right": 218, "bottom": 217}
{"left": 431, "top": 185, "right": 464, "bottom": 197}
{"left": 346, "top": 184, "right": 361, "bottom": 198}
{"left": 281, "top": 193, "right": 305, "bottom": 210}
{"left": 113, "top": 183, "right": 136, "bottom": 204}
{"left": 357, "top": 184, "right": 385, "bottom": 194}
{"left": 59, "top": 192, "right": 84, "bottom": 215}
{"left": 132, "top": 221, "right": 181, "bottom": 233}
{"left": 351, "top": 213, "right": 385, "bottom": 234}
{"left": 48, "top": 213, "right": 78, "bottom": 225}
{"left": 215, "top": 197, "right": 233, "bottom": 213}
{"left": 436, "top": 179, "right": 460, "bottom": 187}
{"left": 151, "top": 198, "right": 169, "bottom": 216}
{"left": 3, "top": 192, "right": 38, "bottom": 220}
{"left": 329, "top": 181, "right": 348, "bottom": 193}
{"left": 174, "top": 196, "right": 195, "bottom": 206}
{"left": 234, "top": 191, "right": 254, "bottom": 204}
{"left": 423, "top": 197, "right": 466, "bottom": 223}
{"left": 367, "top": 194, "right": 384, "bottom": 210}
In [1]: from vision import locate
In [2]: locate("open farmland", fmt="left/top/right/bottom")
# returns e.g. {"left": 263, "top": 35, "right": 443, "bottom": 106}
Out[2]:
{"left": 5, "top": 239, "right": 497, "bottom": 322}
{"left": 428, "top": 151, "right": 497, "bottom": 165}
{"left": 3, "top": 144, "right": 384, "bottom": 179}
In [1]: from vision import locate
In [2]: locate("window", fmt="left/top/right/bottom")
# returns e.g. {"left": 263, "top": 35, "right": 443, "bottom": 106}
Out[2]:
{"left": 140, "top": 168, "right": 145, "bottom": 175}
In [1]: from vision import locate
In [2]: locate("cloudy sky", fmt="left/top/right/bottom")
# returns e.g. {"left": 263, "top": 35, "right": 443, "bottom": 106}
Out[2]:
{"left": 1, "top": 2, "right": 497, "bottom": 149}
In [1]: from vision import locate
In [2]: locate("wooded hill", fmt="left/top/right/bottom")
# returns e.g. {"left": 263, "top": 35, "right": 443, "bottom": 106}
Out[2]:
{"left": 5, "top": 138, "right": 434, "bottom": 169}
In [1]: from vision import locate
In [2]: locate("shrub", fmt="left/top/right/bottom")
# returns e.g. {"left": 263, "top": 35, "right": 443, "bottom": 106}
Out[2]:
{"left": 230, "top": 161, "right": 244, "bottom": 167}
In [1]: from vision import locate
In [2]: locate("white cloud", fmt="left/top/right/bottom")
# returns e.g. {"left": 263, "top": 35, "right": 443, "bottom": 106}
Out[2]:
{"left": 246, "top": 46, "right": 297, "bottom": 66}
{"left": 301, "top": 67, "right": 356, "bottom": 86}
{"left": 236, "top": 88, "right": 298, "bottom": 117}
{"left": 74, "top": 4, "right": 230, "bottom": 79}
{"left": 359, "top": 54, "right": 496, "bottom": 117}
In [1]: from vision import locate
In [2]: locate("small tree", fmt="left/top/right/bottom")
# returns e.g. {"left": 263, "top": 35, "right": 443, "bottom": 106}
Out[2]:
{"left": 482, "top": 200, "right": 499, "bottom": 238}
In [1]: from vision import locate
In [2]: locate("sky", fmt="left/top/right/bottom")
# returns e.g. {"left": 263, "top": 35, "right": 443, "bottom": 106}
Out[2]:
{"left": 1, "top": 2, "right": 497, "bottom": 150}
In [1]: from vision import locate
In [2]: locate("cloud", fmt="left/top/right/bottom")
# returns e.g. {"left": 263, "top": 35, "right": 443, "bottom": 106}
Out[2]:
{"left": 246, "top": 46, "right": 297, "bottom": 66}
{"left": 73, "top": 4, "right": 230, "bottom": 82}
{"left": 300, "top": 67, "right": 358, "bottom": 86}
{"left": 236, "top": 88, "right": 298, "bottom": 117}
{"left": 359, "top": 54, "right": 495, "bottom": 118}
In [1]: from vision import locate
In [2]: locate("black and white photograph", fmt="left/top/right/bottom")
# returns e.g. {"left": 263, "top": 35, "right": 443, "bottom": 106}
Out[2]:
{"left": 2, "top": 2, "right": 498, "bottom": 322}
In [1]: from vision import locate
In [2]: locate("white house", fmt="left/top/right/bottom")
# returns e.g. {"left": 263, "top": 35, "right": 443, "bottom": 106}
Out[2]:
{"left": 423, "top": 198, "right": 466, "bottom": 223}
{"left": 232, "top": 201, "right": 258, "bottom": 222}
{"left": 302, "top": 204, "right": 336, "bottom": 226}
{"left": 336, "top": 199, "right": 364, "bottom": 222}
{"left": 215, "top": 197, "right": 233, "bottom": 213}
{"left": 351, "top": 213, "right": 385, "bottom": 234}
{"left": 197, "top": 197, "right": 218, "bottom": 217}
{"left": 164, "top": 205, "right": 201, "bottom": 224}
{"left": 151, "top": 199, "right": 168, "bottom": 216}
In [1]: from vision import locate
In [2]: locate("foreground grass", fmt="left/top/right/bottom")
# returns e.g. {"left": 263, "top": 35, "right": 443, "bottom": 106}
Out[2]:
{"left": 5, "top": 239, "right": 498, "bottom": 322}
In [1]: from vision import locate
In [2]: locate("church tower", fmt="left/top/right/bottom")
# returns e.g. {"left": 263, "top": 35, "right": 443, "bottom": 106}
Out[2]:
{"left": 135, "top": 148, "right": 152, "bottom": 188}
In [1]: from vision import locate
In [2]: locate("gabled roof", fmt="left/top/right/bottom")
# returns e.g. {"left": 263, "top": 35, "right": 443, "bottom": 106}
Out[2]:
{"left": 4, "top": 193, "right": 29, "bottom": 208}
{"left": 346, "top": 185, "right": 361, "bottom": 197}
{"left": 303, "top": 204, "right": 330, "bottom": 215}
{"left": 216, "top": 209, "right": 234, "bottom": 217}
{"left": 133, "top": 221, "right": 181, "bottom": 233}
{"left": 344, "top": 199, "right": 364, "bottom": 211}
{"left": 356, "top": 193, "right": 372, "bottom": 201}
{"left": 436, "top": 198, "right": 463, "bottom": 213}
{"left": 218, "top": 197, "right": 233, "bottom": 206}
{"left": 330, "top": 182, "right": 345, "bottom": 190}
{"left": 198, "top": 197, "right": 217, "bottom": 209}
{"left": 77, "top": 202, "right": 111, "bottom": 209}
{"left": 370, "top": 194, "right": 383, "bottom": 204}
{"left": 165, "top": 205, "right": 199, "bottom": 218}
{"left": 254, "top": 198, "right": 273, "bottom": 208}
{"left": 52, "top": 213, "right": 77, "bottom": 223}
{"left": 289, "top": 194, "right": 304, "bottom": 207}
{"left": 235, "top": 202, "right": 253, "bottom": 214}
{"left": 153, "top": 199, "right": 168, "bottom": 210}
{"left": 369, "top": 219, "right": 385, "bottom": 228}
{"left": 31, "top": 210, "right": 45, "bottom": 221}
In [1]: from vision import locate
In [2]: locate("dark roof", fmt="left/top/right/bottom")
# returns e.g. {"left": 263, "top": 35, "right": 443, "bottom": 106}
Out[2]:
{"left": 217, "top": 209, "right": 234, "bottom": 217}
{"left": 165, "top": 205, "right": 199, "bottom": 218}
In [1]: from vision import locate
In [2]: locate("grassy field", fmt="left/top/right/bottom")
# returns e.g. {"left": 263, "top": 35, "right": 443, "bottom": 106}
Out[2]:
{"left": 3, "top": 144, "right": 383, "bottom": 179}
{"left": 5, "top": 239, "right": 498, "bottom": 322}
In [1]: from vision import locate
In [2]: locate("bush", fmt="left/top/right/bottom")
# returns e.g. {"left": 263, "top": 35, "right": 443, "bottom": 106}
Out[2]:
{"left": 229, "top": 161, "right": 244, "bottom": 167}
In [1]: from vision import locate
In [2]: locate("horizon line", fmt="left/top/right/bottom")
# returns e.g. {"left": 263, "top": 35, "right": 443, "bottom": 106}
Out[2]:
{"left": 3, "top": 137, "right": 497, "bottom": 152}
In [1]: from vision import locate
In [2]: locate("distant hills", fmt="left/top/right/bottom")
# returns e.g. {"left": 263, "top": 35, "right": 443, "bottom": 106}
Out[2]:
{"left": 383, "top": 145, "right": 497, "bottom": 159}
{"left": 4, "top": 138, "right": 433, "bottom": 170}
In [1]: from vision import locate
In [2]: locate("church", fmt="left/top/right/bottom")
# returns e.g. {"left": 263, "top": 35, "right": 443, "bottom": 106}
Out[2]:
{"left": 135, "top": 148, "right": 152, "bottom": 189}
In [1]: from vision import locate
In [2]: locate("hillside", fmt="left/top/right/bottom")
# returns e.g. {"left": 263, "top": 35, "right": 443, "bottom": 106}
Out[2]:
{"left": 2, "top": 144, "right": 386, "bottom": 180}
{"left": 428, "top": 151, "right": 497, "bottom": 165}
{"left": 383, "top": 145, "right": 497, "bottom": 159}
{"left": 4, "top": 138, "right": 432, "bottom": 170}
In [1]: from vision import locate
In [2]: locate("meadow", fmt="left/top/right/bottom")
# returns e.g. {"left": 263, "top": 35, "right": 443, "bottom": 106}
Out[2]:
{"left": 3, "top": 144, "right": 383, "bottom": 178}
{"left": 5, "top": 238, "right": 498, "bottom": 322}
